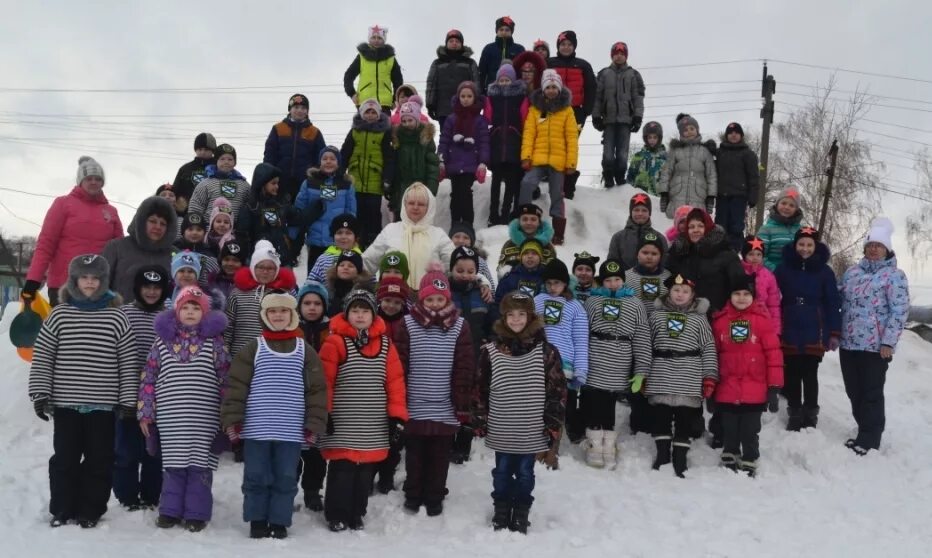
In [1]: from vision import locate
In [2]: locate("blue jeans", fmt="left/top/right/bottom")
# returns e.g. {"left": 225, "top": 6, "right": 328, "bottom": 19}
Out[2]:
{"left": 112, "top": 417, "right": 162, "bottom": 506}
{"left": 602, "top": 123, "right": 632, "bottom": 181}
{"left": 715, "top": 195, "right": 748, "bottom": 251}
{"left": 519, "top": 166, "right": 565, "bottom": 218}
{"left": 242, "top": 440, "right": 302, "bottom": 526}
{"left": 491, "top": 452, "right": 535, "bottom": 505}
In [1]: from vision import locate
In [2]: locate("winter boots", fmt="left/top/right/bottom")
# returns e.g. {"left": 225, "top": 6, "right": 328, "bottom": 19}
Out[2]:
{"left": 602, "top": 164, "right": 615, "bottom": 188}
{"left": 510, "top": 503, "right": 531, "bottom": 534}
{"left": 739, "top": 459, "right": 758, "bottom": 478}
{"left": 250, "top": 520, "right": 271, "bottom": 539}
{"left": 652, "top": 437, "right": 672, "bottom": 470}
{"left": 585, "top": 428, "right": 605, "bottom": 468}
{"left": 552, "top": 217, "right": 566, "bottom": 246}
{"left": 564, "top": 171, "right": 579, "bottom": 200}
{"left": 672, "top": 442, "right": 690, "bottom": 478}
{"left": 156, "top": 515, "right": 181, "bottom": 529}
{"left": 492, "top": 500, "right": 511, "bottom": 531}
{"left": 786, "top": 407, "right": 803, "bottom": 432}
{"left": 720, "top": 452, "right": 739, "bottom": 472}
{"left": 304, "top": 491, "right": 323, "bottom": 512}
{"left": 603, "top": 429, "right": 618, "bottom": 470}
{"left": 802, "top": 406, "right": 819, "bottom": 429}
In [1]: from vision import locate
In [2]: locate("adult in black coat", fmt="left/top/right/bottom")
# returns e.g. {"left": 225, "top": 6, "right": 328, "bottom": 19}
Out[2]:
{"left": 425, "top": 30, "right": 479, "bottom": 129}
{"left": 715, "top": 122, "right": 760, "bottom": 251}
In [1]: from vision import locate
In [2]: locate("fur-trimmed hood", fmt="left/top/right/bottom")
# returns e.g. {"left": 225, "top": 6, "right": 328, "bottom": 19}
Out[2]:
{"left": 393, "top": 120, "right": 437, "bottom": 147}
{"left": 655, "top": 295, "right": 711, "bottom": 316}
{"left": 487, "top": 80, "right": 528, "bottom": 97}
{"left": 129, "top": 196, "right": 178, "bottom": 253}
{"left": 672, "top": 223, "right": 731, "bottom": 258}
{"left": 351, "top": 112, "right": 392, "bottom": 133}
{"left": 530, "top": 88, "right": 572, "bottom": 113}
{"left": 512, "top": 51, "right": 547, "bottom": 90}
{"left": 435, "top": 45, "right": 474, "bottom": 60}
{"left": 508, "top": 218, "right": 555, "bottom": 246}
{"left": 153, "top": 308, "right": 228, "bottom": 344}
{"left": 670, "top": 136, "right": 705, "bottom": 149}
{"left": 356, "top": 43, "right": 396, "bottom": 61}
{"left": 492, "top": 314, "right": 546, "bottom": 346}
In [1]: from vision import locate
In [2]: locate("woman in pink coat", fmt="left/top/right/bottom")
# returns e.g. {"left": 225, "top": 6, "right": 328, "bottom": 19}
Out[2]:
{"left": 740, "top": 235, "right": 781, "bottom": 333}
{"left": 24, "top": 157, "right": 124, "bottom": 305}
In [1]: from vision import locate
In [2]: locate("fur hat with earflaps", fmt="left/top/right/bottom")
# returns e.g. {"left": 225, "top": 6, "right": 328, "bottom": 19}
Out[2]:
{"left": 260, "top": 291, "right": 300, "bottom": 332}
{"left": 66, "top": 253, "right": 111, "bottom": 302}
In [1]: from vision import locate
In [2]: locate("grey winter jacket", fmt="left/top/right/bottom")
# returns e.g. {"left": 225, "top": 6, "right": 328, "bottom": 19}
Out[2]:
{"left": 102, "top": 197, "right": 178, "bottom": 302}
{"left": 425, "top": 46, "right": 480, "bottom": 118}
{"left": 607, "top": 218, "right": 668, "bottom": 270}
{"left": 592, "top": 63, "right": 644, "bottom": 125}
{"left": 657, "top": 137, "right": 718, "bottom": 218}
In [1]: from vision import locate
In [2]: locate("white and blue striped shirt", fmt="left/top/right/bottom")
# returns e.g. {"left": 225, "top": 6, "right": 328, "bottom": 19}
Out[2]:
{"left": 403, "top": 315, "right": 462, "bottom": 426}
{"left": 242, "top": 337, "right": 306, "bottom": 443}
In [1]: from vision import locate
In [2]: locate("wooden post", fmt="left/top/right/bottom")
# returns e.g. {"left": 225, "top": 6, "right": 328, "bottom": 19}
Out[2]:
{"left": 755, "top": 62, "right": 776, "bottom": 230}
{"left": 818, "top": 139, "right": 840, "bottom": 233}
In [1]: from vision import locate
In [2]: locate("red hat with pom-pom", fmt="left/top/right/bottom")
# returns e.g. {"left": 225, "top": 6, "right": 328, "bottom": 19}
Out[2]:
{"left": 418, "top": 261, "right": 452, "bottom": 303}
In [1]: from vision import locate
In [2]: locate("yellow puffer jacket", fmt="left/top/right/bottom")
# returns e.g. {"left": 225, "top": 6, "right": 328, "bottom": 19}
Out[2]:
{"left": 521, "top": 89, "right": 579, "bottom": 172}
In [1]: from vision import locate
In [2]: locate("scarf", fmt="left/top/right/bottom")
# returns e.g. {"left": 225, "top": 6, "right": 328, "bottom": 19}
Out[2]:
{"left": 69, "top": 290, "right": 116, "bottom": 311}
{"left": 409, "top": 301, "right": 460, "bottom": 330}
{"left": 262, "top": 329, "right": 303, "bottom": 341}
{"left": 454, "top": 100, "right": 482, "bottom": 137}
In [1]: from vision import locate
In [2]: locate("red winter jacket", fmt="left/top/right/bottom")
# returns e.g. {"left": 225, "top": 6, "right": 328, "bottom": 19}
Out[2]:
{"left": 27, "top": 186, "right": 124, "bottom": 289}
{"left": 712, "top": 301, "right": 784, "bottom": 405}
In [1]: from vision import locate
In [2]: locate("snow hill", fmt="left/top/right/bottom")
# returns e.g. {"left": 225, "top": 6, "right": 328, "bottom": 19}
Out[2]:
{"left": 2, "top": 182, "right": 931, "bottom": 557}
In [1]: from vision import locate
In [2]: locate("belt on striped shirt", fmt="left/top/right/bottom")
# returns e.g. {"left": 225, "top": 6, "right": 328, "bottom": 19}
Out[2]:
{"left": 591, "top": 331, "right": 632, "bottom": 341}
{"left": 653, "top": 349, "right": 701, "bottom": 358}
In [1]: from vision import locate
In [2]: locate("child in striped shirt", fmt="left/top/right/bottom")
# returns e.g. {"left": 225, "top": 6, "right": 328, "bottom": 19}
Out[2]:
{"left": 138, "top": 286, "right": 230, "bottom": 532}
{"left": 393, "top": 263, "right": 475, "bottom": 516}
{"left": 115, "top": 265, "right": 170, "bottom": 512}
{"left": 222, "top": 292, "right": 328, "bottom": 539}
{"left": 473, "top": 292, "right": 566, "bottom": 534}
{"left": 306, "top": 213, "right": 362, "bottom": 283}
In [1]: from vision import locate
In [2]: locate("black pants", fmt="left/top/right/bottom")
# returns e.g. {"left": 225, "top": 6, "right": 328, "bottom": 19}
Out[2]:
{"left": 451, "top": 426, "right": 473, "bottom": 458}
{"left": 650, "top": 404, "right": 695, "bottom": 443}
{"left": 324, "top": 460, "right": 374, "bottom": 524}
{"left": 305, "top": 245, "right": 327, "bottom": 273}
{"left": 840, "top": 349, "right": 889, "bottom": 450}
{"left": 627, "top": 391, "right": 651, "bottom": 434}
{"left": 49, "top": 408, "right": 116, "bottom": 521}
{"left": 784, "top": 354, "right": 821, "bottom": 409}
{"left": 720, "top": 408, "right": 762, "bottom": 462}
{"left": 565, "top": 388, "right": 585, "bottom": 440}
{"left": 403, "top": 434, "right": 454, "bottom": 505}
{"left": 298, "top": 447, "right": 327, "bottom": 494}
{"left": 580, "top": 386, "right": 616, "bottom": 430}
{"left": 373, "top": 435, "right": 403, "bottom": 486}
{"left": 489, "top": 162, "right": 523, "bottom": 221}
{"left": 450, "top": 174, "right": 476, "bottom": 225}
{"left": 714, "top": 195, "right": 749, "bottom": 251}
{"left": 355, "top": 192, "right": 383, "bottom": 249}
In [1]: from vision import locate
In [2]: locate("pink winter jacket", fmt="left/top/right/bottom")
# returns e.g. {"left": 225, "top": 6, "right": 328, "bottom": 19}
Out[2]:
{"left": 712, "top": 301, "right": 784, "bottom": 405}
{"left": 742, "top": 261, "right": 781, "bottom": 333}
{"left": 27, "top": 186, "right": 124, "bottom": 288}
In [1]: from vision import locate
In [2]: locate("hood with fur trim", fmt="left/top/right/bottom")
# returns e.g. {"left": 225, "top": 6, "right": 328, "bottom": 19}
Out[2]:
{"left": 129, "top": 196, "right": 178, "bottom": 253}
{"left": 672, "top": 223, "right": 731, "bottom": 259}
{"left": 351, "top": 112, "right": 392, "bottom": 133}
{"left": 529, "top": 88, "right": 572, "bottom": 113}
{"left": 508, "top": 218, "right": 555, "bottom": 246}
{"left": 655, "top": 295, "right": 711, "bottom": 316}
{"left": 393, "top": 120, "right": 437, "bottom": 147}
{"left": 513, "top": 50, "right": 547, "bottom": 90}
{"left": 487, "top": 79, "right": 528, "bottom": 97}
{"left": 356, "top": 43, "right": 396, "bottom": 61}
{"left": 232, "top": 265, "right": 297, "bottom": 292}
{"left": 153, "top": 308, "right": 228, "bottom": 344}
{"left": 435, "top": 45, "right": 475, "bottom": 61}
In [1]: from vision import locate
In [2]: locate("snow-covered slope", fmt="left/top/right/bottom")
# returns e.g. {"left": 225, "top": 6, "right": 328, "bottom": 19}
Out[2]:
{"left": 2, "top": 183, "right": 930, "bottom": 557}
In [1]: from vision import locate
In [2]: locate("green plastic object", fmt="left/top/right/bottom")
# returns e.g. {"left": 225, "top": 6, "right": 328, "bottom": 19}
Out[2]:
{"left": 9, "top": 302, "right": 43, "bottom": 348}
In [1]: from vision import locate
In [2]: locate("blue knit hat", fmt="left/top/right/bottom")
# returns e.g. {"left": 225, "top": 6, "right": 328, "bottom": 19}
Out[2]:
{"left": 298, "top": 280, "right": 330, "bottom": 316}
{"left": 319, "top": 145, "right": 342, "bottom": 168}
{"left": 171, "top": 250, "right": 202, "bottom": 278}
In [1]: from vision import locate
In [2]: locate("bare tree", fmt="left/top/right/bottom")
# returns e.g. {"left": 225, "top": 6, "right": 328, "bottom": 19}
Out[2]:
{"left": 761, "top": 75, "right": 884, "bottom": 272}
{"left": 906, "top": 149, "right": 932, "bottom": 272}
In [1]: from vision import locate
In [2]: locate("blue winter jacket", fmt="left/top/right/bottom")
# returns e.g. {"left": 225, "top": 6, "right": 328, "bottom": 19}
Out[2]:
{"left": 478, "top": 38, "right": 525, "bottom": 92}
{"left": 775, "top": 242, "right": 842, "bottom": 356}
{"left": 839, "top": 256, "right": 910, "bottom": 353}
{"left": 263, "top": 118, "right": 327, "bottom": 184}
{"left": 294, "top": 169, "right": 356, "bottom": 248}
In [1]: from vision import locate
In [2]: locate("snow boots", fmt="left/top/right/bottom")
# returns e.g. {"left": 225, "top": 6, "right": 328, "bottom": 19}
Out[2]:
{"left": 652, "top": 437, "right": 672, "bottom": 470}
{"left": 564, "top": 171, "right": 578, "bottom": 200}
{"left": 603, "top": 429, "right": 618, "bottom": 470}
{"left": 304, "top": 491, "right": 323, "bottom": 512}
{"left": 250, "top": 520, "right": 271, "bottom": 539}
{"left": 552, "top": 217, "right": 566, "bottom": 246}
{"left": 585, "top": 428, "right": 605, "bottom": 468}
{"left": 156, "top": 514, "right": 181, "bottom": 529}
{"left": 672, "top": 442, "right": 690, "bottom": 478}
{"left": 802, "top": 406, "right": 819, "bottom": 429}
{"left": 720, "top": 452, "right": 739, "bottom": 472}
{"left": 786, "top": 407, "right": 803, "bottom": 432}
{"left": 510, "top": 503, "right": 531, "bottom": 534}
{"left": 602, "top": 163, "right": 615, "bottom": 188}
{"left": 492, "top": 500, "right": 511, "bottom": 531}
{"left": 739, "top": 459, "right": 758, "bottom": 478}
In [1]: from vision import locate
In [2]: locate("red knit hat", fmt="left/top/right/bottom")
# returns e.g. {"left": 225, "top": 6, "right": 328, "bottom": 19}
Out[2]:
{"left": 174, "top": 285, "right": 210, "bottom": 320}
{"left": 418, "top": 262, "right": 452, "bottom": 302}
{"left": 376, "top": 276, "right": 410, "bottom": 302}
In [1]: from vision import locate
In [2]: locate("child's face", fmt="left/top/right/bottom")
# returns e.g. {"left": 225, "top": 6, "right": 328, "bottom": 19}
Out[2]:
{"left": 175, "top": 196, "right": 189, "bottom": 213}
{"left": 452, "top": 260, "right": 477, "bottom": 281}
{"left": 184, "top": 226, "right": 206, "bottom": 244}
{"left": 669, "top": 284, "right": 695, "bottom": 306}
{"left": 558, "top": 39, "right": 574, "bottom": 56}
{"left": 401, "top": 115, "right": 418, "bottom": 129}
{"left": 631, "top": 206, "right": 650, "bottom": 225}
{"left": 379, "top": 297, "right": 404, "bottom": 316}
{"left": 682, "top": 125, "right": 698, "bottom": 140}
{"left": 159, "top": 190, "right": 176, "bottom": 203}
{"left": 179, "top": 301, "right": 203, "bottom": 326}
{"left": 320, "top": 152, "right": 339, "bottom": 174}
{"left": 796, "top": 237, "right": 815, "bottom": 259}
{"left": 397, "top": 91, "right": 411, "bottom": 106}
{"left": 265, "top": 307, "right": 292, "bottom": 330}
{"left": 211, "top": 213, "right": 232, "bottom": 235}
{"left": 264, "top": 177, "right": 280, "bottom": 196}
{"left": 637, "top": 244, "right": 661, "bottom": 270}
{"left": 446, "top": 37, "right": 462, "bottom": 50}
{"left": 777, "top": 197, "right": 798, "bottom": 218}
{"left": 520, "top": 64, "right": 536, "bottom": 83}
{"left": 744, "top": 250, "right": 763, "bottom": 265}
{"left": 545, "top": 279, "right": 565, "bottom": 297}
{"left": 602, "top": 276, "right": 624, "bottom": 291}
{"left": 140, "top": 284, "right": 163, "bottom": 305}
{"left": 348, "top": 305, "right": 374, "bottom": 329}
{"left": 423, "top": 294, "right": 448, "bottom": 312}
{"left": 534, "top": 45, "right": 549, "bottom": 57}
{"left": 687, "top": 219, "right": 706, "bottom": 243}
{"left": 381, "top": 269, "right": 404, "bottom": 282}
{"left": 217, "top": 154, "right": 236, "bottom": 172}
{"left": 301, "top": 294, "right": 325, "bottom": 322}
{"left": 505, "top": 309, "right": 527, "bottom": 333}
{"left": 174, "top": 268, "right": 198, "bottom": 287}
{"left": 612, "top": 52, "right": 627, "bottom": 65}
{"left": 496, "top": 26, "right": 513, "bottom": 39}
{"left": 726, "top": 131, "right": 743, "bottom": 144}
{"left": 77, "top": 274, "right": 101, "bottom": 298}
{"left": 336, "top": 261, "right": 359, "bottom": 281}
{"left": 362, "top": 108, "right": 380, "bottom": 123}
{"left": 369, "top": 35, "right": 385, "bottom": 48}
{"left": 334, "top": 229, "right": 356, "bottom": 250}
{"left": 519, "top": 214, "right": 539, "bottom": 235}
{"left": 574, "top": 265, "right": 594, "bottom": 286}
{"left": 451, "top": 232, "right": 472, "bottom": 248}
{"left": 521, "top": 251, "right": 541, "bottom": 269}
{"left": 497, "top": 75, "right": 513, "bottom": 86}
{"left": 195, "top": 147, "right": 214, "bottom": 160}
{"left": 544, "top": 84, "right": 560, "bottom": 99}
{"left": 289, "top": 104, "right": 309, "bottom": 122}
{"left": 146, "top": 215, "right": 168, "bottom": 242}
{"left": 459, "top": 87, "right": 475, "bottom": 107}
{"left": 731, "top": 290, "right": 754, "bottom": 311}
{"left": 253, "top": 261, "right": 278, "bottom": 285}
{"left": 646, "top": 134, "right": 659, "bottom": 148}
{"left": 221, "top": 256, "right": 242, "bottom": 276}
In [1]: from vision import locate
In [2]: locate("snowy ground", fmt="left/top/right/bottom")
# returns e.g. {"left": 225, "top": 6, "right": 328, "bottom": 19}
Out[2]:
{"left": 2, "top": 182, "right": 931, "bottom": 557}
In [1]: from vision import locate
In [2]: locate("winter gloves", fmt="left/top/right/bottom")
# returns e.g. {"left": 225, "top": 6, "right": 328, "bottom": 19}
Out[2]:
{"left": 388, "top": 418, "right": 406, "bottom": 446}
{"left": 591, "top": 116, "right": 605, "bottom": 132}
{"left": 767, "top": 387, "right": 780, "bottom": 413}
{"left": 630, "top": 116, "right": 643, "bottom": 133}
{"left": 521, "top": 159, "right": 532, "bottom": 172}
{"left": 32, "top": 394, "right": 49, "bottom": 421}
{"left": 659, "top": 193, "right": 670, "bottom": 214}
{"left": 226, "top": 423, "right": 243, "bottom": 443}
{"left": 304, "top": 429, "right": 317, "bottom": 446}
{"left": 630, "top": 374, "right": 645, "bottom": 393}
{"left": 702, "top": 378, "right": 717, "bottom": 400}
{"left": 22, "top": 279, "right": 41, "bottom": 299}
{"left": 705, "top": 196, "right": 715, "bottom": 215}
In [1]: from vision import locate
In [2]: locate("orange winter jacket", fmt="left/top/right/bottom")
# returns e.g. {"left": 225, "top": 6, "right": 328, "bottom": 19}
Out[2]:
{"left": 521, "top": 89, "right": 578, "bottom": 172}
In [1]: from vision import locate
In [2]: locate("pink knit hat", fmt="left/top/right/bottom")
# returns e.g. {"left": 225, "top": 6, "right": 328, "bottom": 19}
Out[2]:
{"left": 673, "top": 205, "right": 693, "bottom": 231}
{"left": 418, "top": 261, "right": 452, "bottom": 303}
{"left": 174, "top": 285, "right": 210, "bottom": 320}
{"left": 209, "top": 197, "right": 234, "bottom": 229}
{"left": 778, "top": 187, "right": 800, "bottom": 203}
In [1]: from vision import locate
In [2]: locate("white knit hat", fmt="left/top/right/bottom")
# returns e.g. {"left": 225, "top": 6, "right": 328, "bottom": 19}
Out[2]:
{"left": 250, "top": 239, "right": 281, "bottom": 279}
{"left": 540, "top": 69, "right": 563, "bottom": 90}
{"left": 76, "top": 156, "right": 105, "bottom": 184}
{"left": 864, "top": 217, "right": 894, "bottom": 253}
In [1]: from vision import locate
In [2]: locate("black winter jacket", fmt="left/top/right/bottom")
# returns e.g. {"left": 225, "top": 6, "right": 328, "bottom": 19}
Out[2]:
{"left": 715, "top": 141, "right": 760, "bottom": 200}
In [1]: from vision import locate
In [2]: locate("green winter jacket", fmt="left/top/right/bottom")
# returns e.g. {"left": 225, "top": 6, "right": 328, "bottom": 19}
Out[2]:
{"left": 626, "top": 145, "right": 667, "bottom": 195}
{"left": 390, "top": 122, "right": 440, "bottom": 214}
{"left": 341, "top": 112, "right": 395, "bottom": 196}
{"left": 343, "top": 44, "right": 403, "bottom": 108}
{"left": 756, "top": 207, "right": 804, "bottom": 271}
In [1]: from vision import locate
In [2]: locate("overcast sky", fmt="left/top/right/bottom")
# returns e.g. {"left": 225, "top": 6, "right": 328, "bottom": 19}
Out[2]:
{"left": 2, "top": 0, "right": 931, "bottom": 280}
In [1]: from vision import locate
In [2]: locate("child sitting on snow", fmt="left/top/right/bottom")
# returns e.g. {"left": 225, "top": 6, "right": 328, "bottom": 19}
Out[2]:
{"left": 497, "top": 203, "right": 556, "bottom": 277}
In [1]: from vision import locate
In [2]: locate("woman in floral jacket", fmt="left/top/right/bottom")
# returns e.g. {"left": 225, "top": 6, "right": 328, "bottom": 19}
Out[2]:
{"left": 838, "top": 218, "right": 909, "bottom": 455}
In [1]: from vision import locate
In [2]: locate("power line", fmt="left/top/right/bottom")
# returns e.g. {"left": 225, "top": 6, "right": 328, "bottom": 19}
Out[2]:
{"left": 781, "top": 81, "right": 932, "bottom": 106}
{"left": 776, "top": 90, "right": 932, "bottom": 113}
{"left": 0, "top": 186, "right": 139, "bottom": 210}
{"left": 0, "top": 199, "right": 41, "bottom": 228}
{"left": 835, "top": 175, "right": 932, "bottom": 203}
{"left": 768, "top": 59, "right": 932, "bottom": 85}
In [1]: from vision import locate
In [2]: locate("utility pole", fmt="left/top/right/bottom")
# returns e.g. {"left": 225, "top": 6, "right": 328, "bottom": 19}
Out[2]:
{"left": 818, "top": 139, "right": 840, "bottom": 233}
{"left": 755, "top": 62, "right": 776, "bottom": 230}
